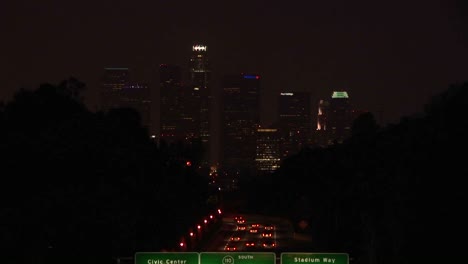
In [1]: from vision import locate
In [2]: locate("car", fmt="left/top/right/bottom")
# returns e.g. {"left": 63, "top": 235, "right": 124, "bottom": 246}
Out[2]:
{"left": 237, "top": 224, "right": 247, "bottom": 231}
{"left": 225, "top": 243, "right": 237, "bottom": 251}
{"left": 249, "top": 228, "right": 259, "bottom": 233}
{"left": 234, "top": 215, "right": 244, "bottom": 221}
{"left": 264, "top": 224, "right": 275, "bottom": 230}
{"left": 251, "top": 223, "right": 260, "bottom": 228}
{"left": 262, "top": 231, "right": 273, "bottom": 238}
{"left": 245, "top": 240, "right": 256, "bottom": 247}
{"left": 230, "top": 235, "right": 241, "bottom": 241}
{"left": 261, "top": 238, "right": 276, "bottom": 248}
{"left": 236, "top": 218, "right": 245, "bottom": 224}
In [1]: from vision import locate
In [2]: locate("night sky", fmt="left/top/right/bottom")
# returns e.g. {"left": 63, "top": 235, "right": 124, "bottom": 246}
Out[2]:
{"left": 2, "top": 0, "right": 468, "bottom": 126}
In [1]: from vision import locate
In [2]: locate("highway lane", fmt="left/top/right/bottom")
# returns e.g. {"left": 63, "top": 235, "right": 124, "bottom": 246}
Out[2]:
{"left": 201, "top": 213, "right": 305, "bottom": 254}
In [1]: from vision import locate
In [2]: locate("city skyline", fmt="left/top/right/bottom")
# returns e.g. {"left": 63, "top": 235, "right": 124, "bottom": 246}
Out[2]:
{"left": 98, "top": 45, "right": 360, "bottom": 167}
{"left": 2, "top": 0, "right": 468, "bottom": 259}
{"left": 2, "top": 0, "right": 468, "bottom": 127}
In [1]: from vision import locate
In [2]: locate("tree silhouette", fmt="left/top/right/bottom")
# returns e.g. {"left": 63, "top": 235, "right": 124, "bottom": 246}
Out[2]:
{"left": 0, "top": 78, "right": 213, "bottom": 264}
{"left": 351, "top": 111, "right": 379, "bottom": 137}
{"left": 245, "top": 82, "right": 468, "bottom": 264}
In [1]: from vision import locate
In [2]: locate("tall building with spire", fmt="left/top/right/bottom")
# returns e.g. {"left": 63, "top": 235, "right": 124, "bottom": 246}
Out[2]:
{"left": 189, "top": 44, "right": 211, "bottom": 164}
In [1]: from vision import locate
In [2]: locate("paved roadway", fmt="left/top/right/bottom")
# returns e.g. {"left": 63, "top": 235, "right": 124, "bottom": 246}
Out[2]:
{"left": 201, "top": 213, "right": 314, "bottom": 263}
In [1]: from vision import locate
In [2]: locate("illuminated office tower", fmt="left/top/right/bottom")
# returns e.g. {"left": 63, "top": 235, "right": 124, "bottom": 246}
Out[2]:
{"left": 189, "top": 44, "right": 211, "bottom": 163}
{"left": 222, "top": 73, "right": 261, "bottom": 175}
{"left": 255, "top": 127, "right": 281, "bottom": 174}
{"left": 278, "top": 91, "right": 311, "bottom": 158}
{"left": 189, "top": 45, "right": 210, "bottom": 90}
{"left": 159, "top": 64, "right": 199, "bottom": 142}
{"left": 100, "top": 67, "right": 152, "bottom": 130}
{"left": 328, "top": 91, "right": 353, "bottom": 144}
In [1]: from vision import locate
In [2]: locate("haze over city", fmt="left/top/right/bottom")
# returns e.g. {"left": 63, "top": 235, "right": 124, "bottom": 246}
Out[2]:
{"left": 1, "top": 1, "right": 468, "bottom": 264}
{"left": 2, "top": 0, "right": 468, "bottom": 125}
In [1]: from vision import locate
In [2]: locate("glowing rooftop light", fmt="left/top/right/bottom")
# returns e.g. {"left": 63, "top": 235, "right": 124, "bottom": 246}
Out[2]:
{"left": 193, "top": 45, "right": 207, "bottom": 51}
{"left": 243, "top": 74, "right": 260, "bottom": 79}
{"left": 332, "top": 91, "right": 349, "bottom": 98}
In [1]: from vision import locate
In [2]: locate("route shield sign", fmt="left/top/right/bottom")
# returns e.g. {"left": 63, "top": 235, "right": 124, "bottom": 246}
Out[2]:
{"left": 281, "top": 253, "right": 349, "bottom": 264}
{"left": 200, "top": 252, "right": 275, "bottom": 264}
{"left": 135, "top": 252, "right": 199, "bottom": 264}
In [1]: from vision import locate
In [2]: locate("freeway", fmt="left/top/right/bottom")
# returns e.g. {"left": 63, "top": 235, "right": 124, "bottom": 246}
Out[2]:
{"left": 201, "top": 213, "right": 312, "bottom": 255}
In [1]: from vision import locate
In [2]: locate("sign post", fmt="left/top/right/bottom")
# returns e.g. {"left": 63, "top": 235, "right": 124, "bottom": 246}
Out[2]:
{"left": 200, "top": 252, "right": 275, "bottom": 264}
{"left": 135, "top": 252, "right": 199, "bottom": 264}
{"left": 281, "top": 253, "right": 348, "bottom": 264}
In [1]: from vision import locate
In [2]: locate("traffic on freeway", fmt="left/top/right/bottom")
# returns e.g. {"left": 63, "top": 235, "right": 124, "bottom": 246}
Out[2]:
{"left": 203, "top": 214, "right": 298, "bottom": 253}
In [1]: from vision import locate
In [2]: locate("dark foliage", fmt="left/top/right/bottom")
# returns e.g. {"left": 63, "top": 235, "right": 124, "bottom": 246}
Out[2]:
{"left": 0, "top": 78, "right": 212, "bottom": 264}
{"left": 245, "top": 82, "right": 468, "bottom": 264}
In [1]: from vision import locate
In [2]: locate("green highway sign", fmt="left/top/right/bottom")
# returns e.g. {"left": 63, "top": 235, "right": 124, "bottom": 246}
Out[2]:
{"left": 281, "top": 253, "right": 349, "bottom": 264}
{"left": 200, "top": 252, "right": 275, "bottom": 264}
{"left": 135, "top": 252, "right": 199, "bottom": 264}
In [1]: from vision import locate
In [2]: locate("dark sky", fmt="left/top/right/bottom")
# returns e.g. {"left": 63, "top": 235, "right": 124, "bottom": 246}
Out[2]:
{"left": 2, "top": 0, "right": 468, "bottom": 125}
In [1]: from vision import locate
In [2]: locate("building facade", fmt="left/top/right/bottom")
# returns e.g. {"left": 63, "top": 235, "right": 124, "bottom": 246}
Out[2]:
{"left": 100, "top": 67, "right": 152, "bottom": 130}
{"left": 315, "top": 91, "right": 353, "bottom": 145}
{"left": 328, "top": 91, "right": 353, "bottom": 143}
{"left": 189, "top": 44, "right": 211, "bottom": 164}
{"left": 255, "top": 127, "right": 281, "bottom": 174}
{"left": 100, "top": 68, "right": 130, "bottom": 111}
{"left": 277, "top": 91, "right": 311, "bottom": 158}
{"left": 221, "top": 73, "right": 261, "bottom": 175}
{"left": 159, "top": 64, "right": 199, "bottom": 143}
{"left": 315, "top": 99, "right": 330, "bottom": 146}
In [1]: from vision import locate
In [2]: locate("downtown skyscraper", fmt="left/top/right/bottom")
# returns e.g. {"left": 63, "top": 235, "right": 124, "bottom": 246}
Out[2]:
{"left": 221, "top": 73, "right": 261, "bottom": 176}
{"left": 100, "top": 68, "right": 152, "bottom": 131}
{"left": 315, "top": 91, "right": 354, "bottom": 145}
{"left": 189, "top": 44, "right": 212, "bottom": 165}
{"left": 277, "top": 91, "right": 311, "bottom": 158}
{"left": 159, "top": 64, "right": 199, "bottom": 142}
{"left": 100, "top": 68, "right": 129, "bottom": 111}
{"left": 255, "top": 127, "right": 281, "bottom": 174}
{"left": 328, "top": 91, "right": 354, "bottom": 143}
